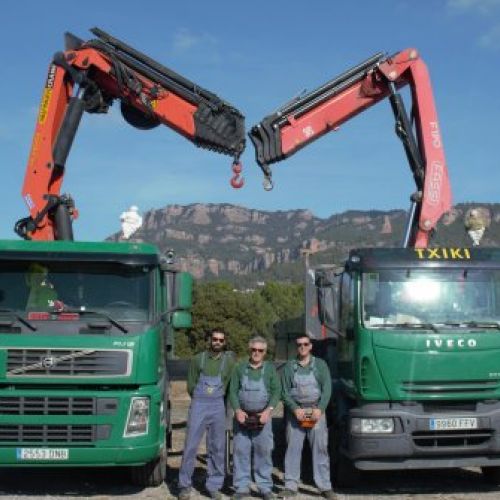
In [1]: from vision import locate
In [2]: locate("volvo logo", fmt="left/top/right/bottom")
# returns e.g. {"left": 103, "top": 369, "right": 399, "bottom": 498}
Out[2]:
{"left": 41, "top": 356, "right": 56, "bottom": 368}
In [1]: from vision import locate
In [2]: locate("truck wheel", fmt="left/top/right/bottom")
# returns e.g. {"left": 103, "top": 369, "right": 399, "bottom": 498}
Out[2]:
{"left": 332, "top": 450, "right": 361, "bottom": 488}
{"left": 130, "top": 437, "right": 167, "bottom": 487}
{"left": 481, "top": 466, "right": 500, "bottom": 485}
{"left": 330, "top": 429, "right": 361, "bottom": 488}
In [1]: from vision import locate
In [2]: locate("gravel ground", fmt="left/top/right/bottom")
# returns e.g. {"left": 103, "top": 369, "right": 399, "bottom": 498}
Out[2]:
{"left": 1, "top": 384, "right": 500, "bottom": 499}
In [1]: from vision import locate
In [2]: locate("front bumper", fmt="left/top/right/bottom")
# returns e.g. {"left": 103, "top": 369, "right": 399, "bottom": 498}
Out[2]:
{"left": 0, "top": 386, "right": 164, "bottom": 467}
{"left": 345, "top": 401, "right": 500, "bottom": 470}
{"left": 0, "top": 442, "right": 161, "bottom": 466}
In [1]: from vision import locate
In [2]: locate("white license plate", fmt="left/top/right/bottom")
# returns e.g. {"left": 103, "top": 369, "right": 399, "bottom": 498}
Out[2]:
{"left": 429, "top": 417, "right": 478, "bottom": 431}
{"left": 16, "top": 448, "right": 69, "bottom": 460}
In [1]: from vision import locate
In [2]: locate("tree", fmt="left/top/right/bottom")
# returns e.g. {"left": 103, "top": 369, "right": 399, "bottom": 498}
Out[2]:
{"left": 174, "top": 281, "right": 305, "bottom": 358}
{"left": 259, "top": 281, "right": 304, "bottom": 321}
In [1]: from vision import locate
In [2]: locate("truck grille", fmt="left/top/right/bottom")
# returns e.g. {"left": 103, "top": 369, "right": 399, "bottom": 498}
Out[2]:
{"left": 422, "top": 401, "right": 476, "bottom": 413}
{"left": 6, "top": 349, "right": 130, "bottom": 377}
{"left": 413, "top": 429, "right": 493, "bottom": 448}
{"left": 402, "top": 379, "right": 500, "bottom": 396}
{"left": 0, "top": 424, "right": 95, "bottom": 443}
{"left": 0, "top": 397, "right": 95, "bottom": 415}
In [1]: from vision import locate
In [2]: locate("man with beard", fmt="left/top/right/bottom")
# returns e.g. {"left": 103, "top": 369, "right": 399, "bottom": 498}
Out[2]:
{"left": 178, "top": 329, "right": 235, "bottom": 500}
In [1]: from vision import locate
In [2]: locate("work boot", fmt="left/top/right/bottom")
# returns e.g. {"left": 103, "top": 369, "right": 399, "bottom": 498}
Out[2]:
{"left": 279, "top": 490, "right": 297, "bottom": 498}
{"left": 178, "top": 488, "right": 191, "bottom": 500}
{"left": 232, "top": 493, "right": 248, "bottom": 499}
{"left": 262, "top": 493, "right": 276, "bottom": 500}
{"left": 321, "top": 490, "right": 336, "bottom": 500}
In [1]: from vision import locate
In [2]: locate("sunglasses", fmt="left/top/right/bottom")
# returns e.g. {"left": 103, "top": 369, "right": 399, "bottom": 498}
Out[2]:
{"left": 212, "top": 337, "right": 225, "bottom": 343}
{"left": 251, "top": 348, "right": 266, "bottom": 353}
{"left": 296, "top": 342, "right": 311, "bottom": 347}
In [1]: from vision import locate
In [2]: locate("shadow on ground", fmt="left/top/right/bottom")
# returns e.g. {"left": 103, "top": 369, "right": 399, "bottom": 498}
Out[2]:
{"left": 0, "top": 466, "right": 145, "bottom": 497}
{"left": 1, "top": 410, "right": 500, "bottom": 499}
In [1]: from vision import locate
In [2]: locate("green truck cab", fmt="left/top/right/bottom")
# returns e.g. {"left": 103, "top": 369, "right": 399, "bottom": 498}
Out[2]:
{"left": 0, "top": 239, "right": 192, "bottom": 486}
{"left": 307, "top": 247, "right": 500, "bottom": 485}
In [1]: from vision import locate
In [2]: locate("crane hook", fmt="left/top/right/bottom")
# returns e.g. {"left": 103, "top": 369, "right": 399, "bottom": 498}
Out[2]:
{"left": 261, "top": 164, "right": 274, "bottom": 191}
{"left": 230, "top": 160, "right": 244, "bottom": 189}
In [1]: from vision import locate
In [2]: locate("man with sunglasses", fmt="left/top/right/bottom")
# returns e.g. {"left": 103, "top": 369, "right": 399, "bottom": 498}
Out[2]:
{"left": 280, "top": 335, "right": 334, "bottom": 499}
{"left": 229, "top": 336, "right": 281, "bottom": 499}
{"left": 178, "top": 329, "right": 235, "bottom": 500}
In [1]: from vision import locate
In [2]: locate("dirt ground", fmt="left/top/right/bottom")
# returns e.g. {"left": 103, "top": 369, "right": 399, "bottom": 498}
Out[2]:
{"left": 165, "top": 382, "right": 500, "bottom": 500}
{"left": 0, "top": 382, "right": 500, "bottom": 499}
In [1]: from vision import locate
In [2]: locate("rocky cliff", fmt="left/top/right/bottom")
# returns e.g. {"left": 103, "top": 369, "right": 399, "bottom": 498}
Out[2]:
{"left": 108, "top": 203, "right": 500, "bottom": 281}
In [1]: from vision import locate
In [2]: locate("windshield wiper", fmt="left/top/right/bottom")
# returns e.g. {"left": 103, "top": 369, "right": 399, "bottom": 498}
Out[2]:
{"left": 51, "top": 309, "right": 128, "bottom": 333}
{"left": 460, "top": 321, "right": 500, "bottom": 331}
{"left": 0, "top": 308, "right": 37, "bottom": 331}
{"left": 379, "top": 322, "right": 440, "bottom": 333}
{"left": 400, "top": 322, "right": 440, "bottom": 333}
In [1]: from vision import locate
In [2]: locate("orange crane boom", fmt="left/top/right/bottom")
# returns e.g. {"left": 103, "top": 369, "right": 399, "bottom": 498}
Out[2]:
{"left": 17, "top": 28, "right": 246, "bottom": 241}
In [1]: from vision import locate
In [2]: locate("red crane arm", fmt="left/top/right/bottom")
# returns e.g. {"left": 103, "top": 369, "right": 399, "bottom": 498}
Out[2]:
{"left": 22, "top": 64, "right": 71, "bottom": 241}
{"left": 249, "top": 49, "right": 451, "bottom": 248}
{"left": 18, "top": 28, "right": 245, "bottom": 241}
{"left": 67, "top": 47, "right": 199, "bottom": 138}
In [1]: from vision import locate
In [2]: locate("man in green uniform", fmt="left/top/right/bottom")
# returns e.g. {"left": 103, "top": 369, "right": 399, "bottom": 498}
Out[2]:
{"left": 229, "top": 336, "right": 281, "bottom": 500}
{"left": 25, "top": 263, "right": 58, "bottom": 310}
{"left": 178, "top": 329, "right": 235, "bottom": 500}
{"left": 280, "top": 334, "right": 335, "bottom": 499}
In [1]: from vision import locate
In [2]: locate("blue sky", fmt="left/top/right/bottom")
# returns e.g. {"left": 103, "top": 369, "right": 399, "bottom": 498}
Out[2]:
{"left": 1, "top": 0, "right": 499, "bottom": 241}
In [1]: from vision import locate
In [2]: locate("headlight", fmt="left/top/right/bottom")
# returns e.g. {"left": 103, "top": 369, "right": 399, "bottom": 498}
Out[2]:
{"left": 124, "top": 397, "right": 150, "bottom": 437}
{"left": 351, "top": 417, "right": 394, "bottom": 434}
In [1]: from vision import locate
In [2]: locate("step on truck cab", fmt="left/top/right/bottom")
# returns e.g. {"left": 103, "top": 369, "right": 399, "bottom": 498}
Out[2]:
{"left": 308, "top": 247, "right": 500, "bottom": 485}
{"left": 0, "top": 239, "right": 192, "bottom": 486}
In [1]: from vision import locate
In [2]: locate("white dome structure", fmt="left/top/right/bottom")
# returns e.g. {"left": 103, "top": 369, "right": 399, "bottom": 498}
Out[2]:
{"left": 120, "top": 205, "right": 143, "bottom": 239}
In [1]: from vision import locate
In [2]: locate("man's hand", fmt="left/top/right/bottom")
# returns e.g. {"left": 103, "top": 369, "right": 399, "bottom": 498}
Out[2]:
{"left": 259, "top": 407, "right": 273, "bottom": 424}
{"left": 294, "top": 408, "right": 306, "bottom": 421}
{"left": 235, "top": 409, "right": 248, "bottom": 425}
{"left": 312, "top": 408, "right": 322, "bottom": 421}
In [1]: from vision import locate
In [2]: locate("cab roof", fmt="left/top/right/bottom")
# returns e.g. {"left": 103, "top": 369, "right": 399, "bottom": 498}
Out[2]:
{"left": 0, "top": 240, "right": 160, "bottom": 266}
{"left": 347, "top": 247, "right": 500, "bottom": 271}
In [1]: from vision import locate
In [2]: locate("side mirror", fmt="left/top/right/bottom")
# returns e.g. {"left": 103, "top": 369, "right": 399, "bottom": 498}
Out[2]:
{"left": 315, "top": 272, "right": 333, "bottom": 288}
{"left": 315, "top": 270, "right": 336, "bottom": 329}
{"left": 172, "top": 310, "right": 192, "bottom": 329}
{"left": 175, "top": 272, "right": 193, "bottom": 309}
{"left": 164, "top": 270, "right": 193, "bottom": 311}
{"left": 317, "top": 286, "right": 335, "bottom": 328}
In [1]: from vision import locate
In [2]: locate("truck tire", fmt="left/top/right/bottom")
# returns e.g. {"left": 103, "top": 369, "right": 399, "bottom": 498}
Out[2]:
{"left": 332, "top": 448, "right": 361, "bottom": 488}
{"left": 130, "top": 436, "right": 167, "bottom": 487}
{"left": 330, "top": 425, "right": 361, "bottom": 488}
{"left": 481, "top": 466, "right": 500, "bottom": 485}
{"left": 165, "top": 396, "right": 172, "bottom": 449}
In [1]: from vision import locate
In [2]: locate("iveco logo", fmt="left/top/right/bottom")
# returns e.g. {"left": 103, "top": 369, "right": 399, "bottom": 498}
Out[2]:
{"left": 426, "top": 339, "right": 477, "bottom": 348}
{"left": 41, "top": 356, "right": 56, "bottom": 368}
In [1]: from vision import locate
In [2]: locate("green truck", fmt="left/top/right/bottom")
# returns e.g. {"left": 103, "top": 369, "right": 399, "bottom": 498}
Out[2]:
{"left": 299, "top": 247, "right": 500, "bottom": 485}
{"left": 0, "top": 239, "right": 192, "bottom": 486}
{"left": 1, "top": 27, "right": 245, "bottom": 485}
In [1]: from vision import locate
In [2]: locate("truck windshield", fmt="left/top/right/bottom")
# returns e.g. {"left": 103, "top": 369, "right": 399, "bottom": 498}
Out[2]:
{"left": 362, "top": 269, "right": 500, "bottom": 328}
{"left": 0, "top": 260, "right": 152, "bottom": 323}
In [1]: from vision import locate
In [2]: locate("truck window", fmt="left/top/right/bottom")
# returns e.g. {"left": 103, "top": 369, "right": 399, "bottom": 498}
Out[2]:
{"left": 362, "top": 269, "right": 500, "bottom": 327}
{"left": 0, "top": 261, "right": 153, "bottom": 324}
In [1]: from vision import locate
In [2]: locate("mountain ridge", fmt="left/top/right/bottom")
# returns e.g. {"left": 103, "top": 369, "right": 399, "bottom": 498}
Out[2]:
{"left": 108, "top": 202, "right": 500, "bottom": 283}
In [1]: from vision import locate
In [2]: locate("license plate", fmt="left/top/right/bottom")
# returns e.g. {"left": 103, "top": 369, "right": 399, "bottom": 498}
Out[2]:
{"left": 429, "top": 417, "right": 478, "bottom": 431}
{"left": 16, "top": 448, "right": 69, "bottom": 460}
